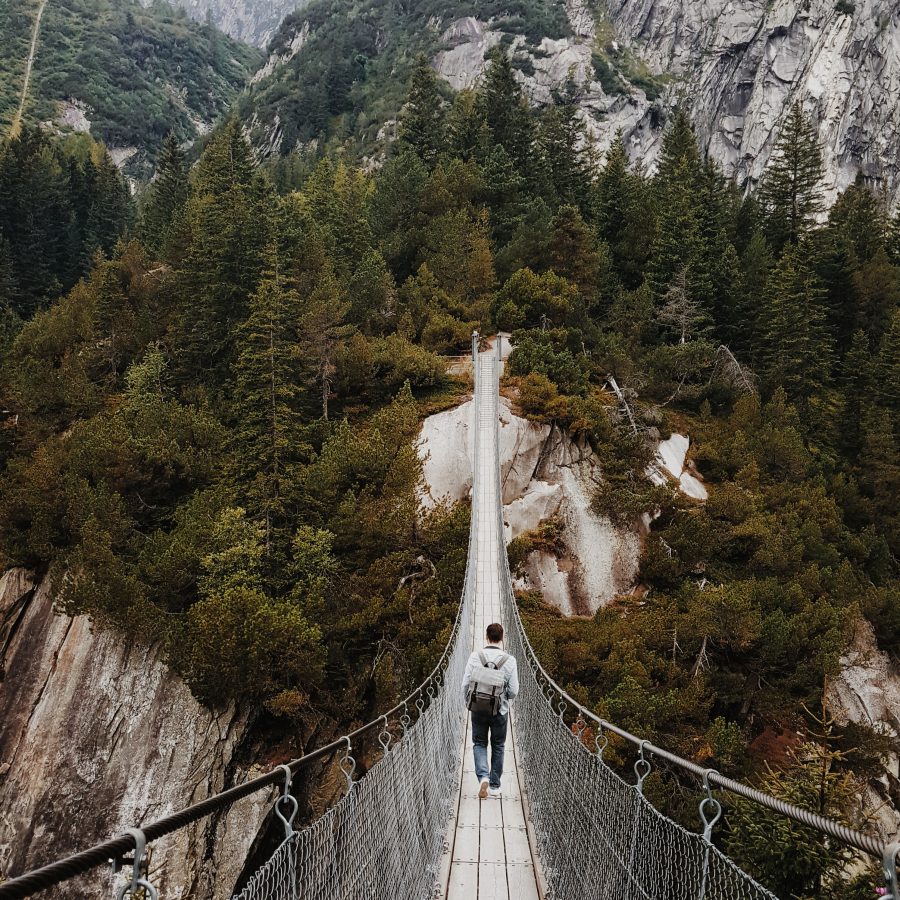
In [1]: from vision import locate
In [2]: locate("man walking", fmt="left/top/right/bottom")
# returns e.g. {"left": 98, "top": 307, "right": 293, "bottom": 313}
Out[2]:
{"left": 462, "top": 623, "right": 519, "bottom": 799}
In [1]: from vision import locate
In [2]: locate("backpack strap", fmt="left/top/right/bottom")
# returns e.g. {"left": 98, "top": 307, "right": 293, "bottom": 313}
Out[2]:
{"left": 477, "top": 650, "right": 488, "bottom": 667}
{"left": 494, "top": 653, "right": 509, "bottom": 669}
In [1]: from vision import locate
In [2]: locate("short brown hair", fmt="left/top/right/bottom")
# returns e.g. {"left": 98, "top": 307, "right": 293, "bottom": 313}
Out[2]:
{"left": 486, "top": 623, "right": 503, "bottom": 643}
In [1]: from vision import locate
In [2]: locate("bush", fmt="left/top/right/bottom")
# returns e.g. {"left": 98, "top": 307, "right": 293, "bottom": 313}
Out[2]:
{"left": 508, "top": 333, "right": 588, "bottom": 395}
{"left": 180, "top": 585, "right": 324, "bottom": 705}
{"left": 372, "top": 333, "right": 446, "bottom": 391}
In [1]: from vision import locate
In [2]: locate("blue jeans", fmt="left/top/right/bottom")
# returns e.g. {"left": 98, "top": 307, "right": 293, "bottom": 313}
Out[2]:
{"left": 471, "top": 710, "right": 507, "bottom": 788}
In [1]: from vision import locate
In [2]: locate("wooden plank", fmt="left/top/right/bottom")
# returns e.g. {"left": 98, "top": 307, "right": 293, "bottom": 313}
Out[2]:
{"left": 506, "top": 864, "right": 540, "bottom": 900}
{"left": 447, "top": 862, "right": 479, "bottom": 900}
{"left": 479, "top": 825, "right": 506, "bottom": 864}
{"left": 477, "top": 863, "right": 509, "bottom": 900}
{"left": 452, "top": 825, "right": 481, "bottom": 863}
{"left": 457, "top": 793, "right": 480, "bottom": 828}
{"left": 503, "top": 827, "right": 532, "bottom": 865}
{"left": 480, "top": 799, "right": 503, "bottom": 828}
{"left": 500, "top": 797, "right": 526, "bottom": 830}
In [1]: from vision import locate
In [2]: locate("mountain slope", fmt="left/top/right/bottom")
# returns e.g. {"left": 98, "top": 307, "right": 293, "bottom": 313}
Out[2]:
{"left": 244, "top": 0, "right": 900, "bottom": 209}
{"left": 1, "top": 0, "right": 261, "bottom": 172}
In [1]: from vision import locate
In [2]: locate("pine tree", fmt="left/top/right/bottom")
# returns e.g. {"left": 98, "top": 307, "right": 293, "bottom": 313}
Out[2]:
{"left": 858, "top": 407, "right": 900, "bottom": 555}
{"left": 760, "top": 102, "right": 824, "bottom": 250}
{"left": 727, "top": 727, "right": 869, "bottom": 899}
{"left": 655, "top": 107, "right": 702, "bottom": 191}
{"left": 647, "top": 161, "right": 709, "bottom": 302}
{"left": 760, "top": 243, "right": 833, "bottom": 406}
{"left": 538, "top": 77, "right": 592, "bottom": 212}
{"left": 648, "top": 111, "right": 711, "bottom": 304}
{"left": 398, "top": 54, "right": 446, "bottom": 166}
{"left": 852, "top": 247, "right": 900, "bottom": 349}
{"left": 140, "top": 132, "right": 189, "bottom": 256}
{"left": 876, "top": 310, "right": 900, "bottom": 416}
{"left": 838, "top": 329, "right": 874, "bottom": 460}
{"left": 480, "top": 143, "right": 526, "bottom": 247}
{"left": 87, "top": 149, "right": 132, "bottom": 258}
{"left": 298, "top": 267, "right": 353, "bottom": 420}
{"left": 0, "top": 127, "right": 73, "bottom": 314}
{"left": 548, "top": 205, "right": 602, "bottom": 307}
{"left": 827, "top": 175, "right": 889, "bottom": 263}
{"left": 176, "top": 119, "right": 273, "bottom": 384}
{"left": 478, "top": 49, "right": 533, "bottom": 171}
{"left": 446, "top": 89, "right": 486, "bottom": 162}
{"left": 0, "top": 234, "right": 21, "bottom": 315}
{"left": 593, "top": 133, "right": 631, "bottom": 244}
{"left": 733, "top": 230, "right": 773, "bottom": 363}
{"left": 709, "top": 235, "right": 743, "bottom": 343}
{"left": 231, "top": 245, "right": 307, "bottom": 555}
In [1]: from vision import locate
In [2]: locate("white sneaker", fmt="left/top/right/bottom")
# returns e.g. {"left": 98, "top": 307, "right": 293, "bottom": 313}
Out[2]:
{"left": 478, "top": 778, "right": 489, "bottom": 799}
{"left": 488, "top": 787, "right": 502, "bottom": 798}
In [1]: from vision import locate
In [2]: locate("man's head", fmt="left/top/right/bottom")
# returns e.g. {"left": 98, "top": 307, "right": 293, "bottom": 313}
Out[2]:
{"left": 486, "top": 623, "right": 503, "bottom": 644}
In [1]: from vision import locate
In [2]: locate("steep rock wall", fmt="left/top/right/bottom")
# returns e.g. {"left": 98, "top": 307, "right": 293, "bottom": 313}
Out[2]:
{"left": 433, "top": 0, "right": 900, "bottom": 209}
{"left": 605, "top": 0, "right": 900, "bottom": 207}
{"left": 139, "top": 0, "right": 305, "bottom": 47}
{"left": 0, "top": 569, "right": 271, "bottom": 896}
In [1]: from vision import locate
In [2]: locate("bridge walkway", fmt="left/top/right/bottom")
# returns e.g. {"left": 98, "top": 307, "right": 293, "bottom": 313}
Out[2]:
{"left": 440, "top": 348, "right": 543, "bottom": 900}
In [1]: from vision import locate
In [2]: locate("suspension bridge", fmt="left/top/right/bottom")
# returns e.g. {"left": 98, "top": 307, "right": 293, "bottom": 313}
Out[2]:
{"left": 0, "top": 336, "right": 896, "bottom": 900}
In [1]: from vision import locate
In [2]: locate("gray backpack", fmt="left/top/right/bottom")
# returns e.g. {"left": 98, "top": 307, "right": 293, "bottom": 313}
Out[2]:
{"left": 467, "top": 650, "right": 509, "bottom": 716}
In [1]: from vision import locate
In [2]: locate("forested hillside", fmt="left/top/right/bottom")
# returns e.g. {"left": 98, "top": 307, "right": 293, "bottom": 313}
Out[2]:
{"left": 0, "top": 48, "right": 898, "bottom": 895}
{"left": 240, "top": 0, "right": 574, "bottom": 157}
{"left": 0, "top": 0, "right": 260, "bottom": 169}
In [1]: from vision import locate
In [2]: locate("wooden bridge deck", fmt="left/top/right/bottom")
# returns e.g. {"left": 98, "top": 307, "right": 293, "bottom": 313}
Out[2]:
{"left": 439, "top": 349, "right": 543, "bottom": 900}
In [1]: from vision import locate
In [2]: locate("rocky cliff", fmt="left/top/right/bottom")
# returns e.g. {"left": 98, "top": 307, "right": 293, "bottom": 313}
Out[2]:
{"left": 433, "top": 0, "right": 900, "bottom": 208}
{"left": 419, "top": 393, "right": 642, "bottom": 616}
{"left": 142, "top": 0, "right": 306, "bottom": 47}
{"left": 0, "top": 569, "right": 271, "bottom": 896}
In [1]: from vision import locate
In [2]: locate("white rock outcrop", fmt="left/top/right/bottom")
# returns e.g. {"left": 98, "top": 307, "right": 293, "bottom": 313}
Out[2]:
{"left": 826, "top": 619, "right": 900, "bottom": 842}
{"left": 418, "top": 396, "right": 641, "bottom": 616}
{"left": 0, "top": 569, "right": 270, "bottom": 896}
{"left": 655, "top": 433, "right": 708, "bottom": 500}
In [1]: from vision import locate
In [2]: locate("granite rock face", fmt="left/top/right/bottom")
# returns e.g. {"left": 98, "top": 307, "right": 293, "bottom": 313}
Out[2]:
{"left": 141, "top": 0, "right": 307, "bottom": 47}
{"left": 0, "top": 569, "right": 271, "bottom": 897}
{"left": 433, "top": 0, "right": 900, "bottom": 209}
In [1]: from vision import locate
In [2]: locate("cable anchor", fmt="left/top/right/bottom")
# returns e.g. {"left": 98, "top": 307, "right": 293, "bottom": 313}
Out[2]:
{"left": 633, "top": 741, "right": 651, "bottom": 795}
{"left": 114, "top": 828, "right": 158, "bottom": 900}
{"left": 273, "top": 764, "right": 298, "bottom": 842}
{"left": 698, "top": 769, "right": 722, "bottom": 842}
{"left": 339, "top": 736, "right": 356, "bottom": 794}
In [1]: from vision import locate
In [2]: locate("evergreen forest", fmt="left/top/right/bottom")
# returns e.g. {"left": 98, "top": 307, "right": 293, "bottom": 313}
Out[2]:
{"left": 0, "top": 51, "right": 898, "bottom": 897}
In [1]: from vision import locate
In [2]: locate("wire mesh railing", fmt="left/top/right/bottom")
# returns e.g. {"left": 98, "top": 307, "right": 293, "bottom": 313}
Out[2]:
{"left": 1, "top": 333, "right": 897, "bottom": 900}
{"left": 484, "top": 339, "right": 897, "bottom": 898}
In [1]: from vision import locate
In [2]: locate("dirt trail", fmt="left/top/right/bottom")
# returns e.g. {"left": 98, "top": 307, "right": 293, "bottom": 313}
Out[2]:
{"left": 10, "top": 0, "right": 49, "bottom": 138}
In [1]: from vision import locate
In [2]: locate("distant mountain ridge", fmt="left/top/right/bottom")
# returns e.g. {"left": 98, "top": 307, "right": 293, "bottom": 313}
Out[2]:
{"left": 1, "top": 0, "right": 261, "bottom": 174}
